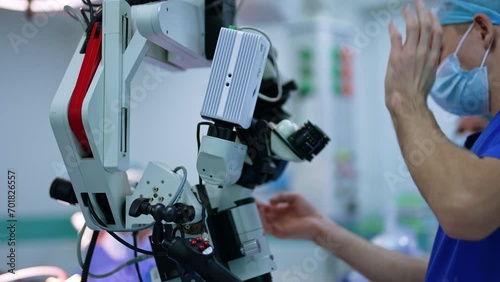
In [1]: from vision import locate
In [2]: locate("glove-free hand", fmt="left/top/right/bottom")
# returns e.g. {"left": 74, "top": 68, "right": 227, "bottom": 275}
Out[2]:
{"left": 257, "top": 192, "right": 327, "bottom": 241}
{"left": 385, "top": 0, "right": 443, "bottom": 115}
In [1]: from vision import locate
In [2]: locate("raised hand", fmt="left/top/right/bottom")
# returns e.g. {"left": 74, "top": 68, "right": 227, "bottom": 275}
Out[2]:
{"left": 385, "top": 0, "right": 443, "bottom": 115}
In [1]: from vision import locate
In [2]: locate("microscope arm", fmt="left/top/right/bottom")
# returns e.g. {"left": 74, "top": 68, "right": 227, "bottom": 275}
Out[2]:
{"left": 50, "top": 0, "right": 209, "bottom": 230}
{"left": 50, "top": 1, "right": 329, "bottom": 280}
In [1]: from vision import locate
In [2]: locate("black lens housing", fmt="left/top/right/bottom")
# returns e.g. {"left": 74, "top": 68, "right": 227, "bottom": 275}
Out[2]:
{"left": 288, "top": 121, "right": 330, "bottom": 161}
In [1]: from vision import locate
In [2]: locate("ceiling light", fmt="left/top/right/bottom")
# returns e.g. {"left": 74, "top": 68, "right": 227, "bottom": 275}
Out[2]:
{"left": 0, "top": 0, "right": 83, "bottom": 13}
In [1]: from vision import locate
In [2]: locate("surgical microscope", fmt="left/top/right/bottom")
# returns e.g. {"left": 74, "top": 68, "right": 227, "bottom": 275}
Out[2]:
{"left": 48, "top": 0, "right": 330, "bottom": 281}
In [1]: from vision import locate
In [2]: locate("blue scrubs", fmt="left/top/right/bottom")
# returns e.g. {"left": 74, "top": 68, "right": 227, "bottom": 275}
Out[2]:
{"left": 425, "top": 113, "right": 500, "bottom": 281}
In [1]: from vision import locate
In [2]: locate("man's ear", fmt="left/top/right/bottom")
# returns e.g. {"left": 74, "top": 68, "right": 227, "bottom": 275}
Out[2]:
{"left": 473, "top": 13, "right": 494, "bottom": 49}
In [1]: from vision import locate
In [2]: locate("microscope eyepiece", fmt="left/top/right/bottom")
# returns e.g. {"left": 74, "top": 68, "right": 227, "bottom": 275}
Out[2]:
{"left": 49, "top": 178, "right": 78, "bottom": 205}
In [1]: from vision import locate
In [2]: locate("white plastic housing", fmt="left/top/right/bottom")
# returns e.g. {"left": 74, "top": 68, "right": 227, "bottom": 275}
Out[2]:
{"left": 227, "top": 203, "right": 277, "bottom": 280}
{"left": 207, "top": 185, "right": 277, "bottom": 280}
{"left": 270, "top": 120, "right": 302, "bottom": 162}
{"left": 133, "top": 0, "right": 210, "bottom": 69}
{"left": 201, "top": 27, "right": 270, "bottom": 128}
{"left": 50, "top": 0, "right": 208, "bottom": 230}
{"left": 50, "top": 37, "right": 132, "bottom": 230}
{"left": 196, "top": 136, "right": 247, "bottom": 186}
{"left": 126, "top": 162, "right": 202, "bottom": 228}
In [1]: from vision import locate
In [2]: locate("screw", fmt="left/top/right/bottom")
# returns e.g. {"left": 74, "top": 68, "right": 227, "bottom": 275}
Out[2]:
{"left": 153, "top": 187, "right": 159, "bottom": 192}
{"left": 158, "top": 196, "right": 164, "bottom": 202}
{"left": 153, "top": 193, "right": 158, "bottom": 198}
{"left": 184, "top": 225, "right": 191, "bottom": 230}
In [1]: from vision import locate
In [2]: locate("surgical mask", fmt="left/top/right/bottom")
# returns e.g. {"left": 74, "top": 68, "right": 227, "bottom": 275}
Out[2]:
{"left": 430, "top": 23, "right": 493, "bottom": 116}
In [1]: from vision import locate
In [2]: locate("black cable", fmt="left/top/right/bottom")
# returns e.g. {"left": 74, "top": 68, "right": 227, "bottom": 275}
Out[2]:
{"left": 201, "top": 204, "right": 208, "bottom": 233}
{"left": 132, "top": 232, "right": 144, "bottom": 282}
{"left": 172, "top": 227, "right": 185, "bottom": 239}
{"left": 81, "top": 230, "right": 100, "bottom": 282}
{"left": 196, "top": 122, "right": 215, "bottom": 149}
{"left": 197, "top": 122, "right": 212, "bottom": 150}
{"left": 196, "top": 185, "right": 211, "bottom": 233}
{"left": 196, "top": 122, "right": 214, "bottom": 233}
{"left": 82, "top": 0, "right": 94, "bottom": 22}
{"left": 108, "top": 231, "right": 163, "bottom": 256}
{"left": 79, "top": 8, "right": 90, "bottom": 27}
{"left": 87, "top": 201, "right": 167, "bottom": 256}
{"left": 78, "top": 0, "right": 102, "bottom": 54}
{"left": 197, "top": 122, "right": 213, "bottom": 185}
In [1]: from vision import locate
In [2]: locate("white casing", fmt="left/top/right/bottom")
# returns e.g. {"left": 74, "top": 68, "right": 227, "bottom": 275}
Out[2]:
{"left": 126, "top": 162, "right": 202, "bottom": 228}
{"left": 133, "top": 0, "right": 210, "bottom": 70}
{"left": 51, "top": 1, "right": 277, "bottom": 279}
{"left": 196, "top": 135, "right": 247, "bottom": 186}
{"left": 50, "top": 38, "right": 133, "bottom": 230}
{"left": 270, "top": 120, "right": 303, "bottom": 162}
{"left": 102, "top": 0, "right": 132, "bottom": 172}
{"left": 208, "top": 185, "right": 277, "bottom": 280}
{"left": 201, "top": 27, "right": 270, "bottom": 129}
{"left": 50, "top": 0, "right": 207, "bottom": 230}
{"left": 228, "top": 203, "right": 276, "bottom": 280}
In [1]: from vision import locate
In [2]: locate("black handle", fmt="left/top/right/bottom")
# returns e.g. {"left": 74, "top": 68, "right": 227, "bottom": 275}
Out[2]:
{"left": 163, "top": 238, "right": 241, "bottom": 282}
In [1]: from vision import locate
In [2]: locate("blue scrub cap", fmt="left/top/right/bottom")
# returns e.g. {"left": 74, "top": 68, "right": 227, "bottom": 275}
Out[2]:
{"left": 438, "top": 0, "right": 500, "bottom": 25}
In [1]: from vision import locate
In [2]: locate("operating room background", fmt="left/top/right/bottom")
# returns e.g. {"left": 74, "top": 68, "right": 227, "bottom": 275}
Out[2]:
{"left": 0, "top": 0, "right": 461, "bottom": 280}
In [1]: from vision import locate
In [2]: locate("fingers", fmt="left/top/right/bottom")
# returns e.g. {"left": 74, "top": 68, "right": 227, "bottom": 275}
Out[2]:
{"left": 272, "top": 223, "right": 288, "bottom": 239}
{"left": 389, "top": 21, "right": 403, "bottom": 55}
{"left": 257, "top": 201, "right": 288, "bottom": 215}
{"left": 403, "top": 4, "right": 419, "bottom": 51}
{"left": 403, "top": 1, "right": 436, "bottom": 52}
{"left": 415, "top": 0, "right": 432, "bottom": 51}
{"left": 457, "top": 122, "right": 466, "bottom": 134}
{"left": 257, "top": 204, "right": 273, "bottom": 233}
{"left": 429, "top": 10, "right": 443, "bottom": 64}
{"left": 456, "top": 116, "right": 489, "bottom": 133}
{"left": 257, "top": 203, "right": 284, "bottom": 220}
{"left": 269, "top": 192, "right": 298, "bottom": 205}
{"left": 386, "top": 1, "right": 440, "bottom": 102}
{"left": 422, "top": 10, "right": 443, "bottom": 76}
{"left": 257, "top": 204, "right": 287, "bottom": 238}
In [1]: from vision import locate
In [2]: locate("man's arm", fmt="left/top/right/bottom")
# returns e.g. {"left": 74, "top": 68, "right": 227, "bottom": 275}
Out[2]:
{"left": 258, "top": 194, "right": 428, "bottom": 282}
{"left": 385, "top": 0, "right": 500, "bottom": 240}
{"left": 314, "top": 218, "right": 428, "bottom": 282}
{"left": 388, "top": 101, "right": 500, "bottom": 240}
